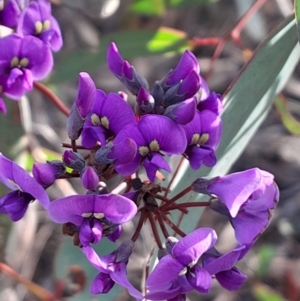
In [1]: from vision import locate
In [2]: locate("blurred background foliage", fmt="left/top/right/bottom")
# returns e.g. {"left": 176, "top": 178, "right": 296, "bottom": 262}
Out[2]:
{"left": 1, "top": 0, "right": 300, "bottom": 301}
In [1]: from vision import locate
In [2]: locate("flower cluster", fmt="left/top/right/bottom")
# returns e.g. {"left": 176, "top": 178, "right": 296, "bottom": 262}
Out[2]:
{"left": 0, "top": 0, "right": 62, "bottom": 114}
{"left": 0, "top": 15, "right": 279, "bottom": 299}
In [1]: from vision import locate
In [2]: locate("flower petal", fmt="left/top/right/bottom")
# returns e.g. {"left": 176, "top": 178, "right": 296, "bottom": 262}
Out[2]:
{"left": 110, "top": 263, "right": 143, "bottom": 300}
{"left": 186, "top": 265, "right": 212, "bottom": 294}
{"left": 90, "top": 273, "right": 114, "bottom": 294}
{"left": 172, "top": 228, "right": 217, "bottom": 266}
{"left": 146, "top": 255, "right": 184, "bottom": 291}
{"left": 215, "top": 267, "right": 247, "bottom": 291}
{"left": 81, "top": 245, "right": 107, "bottom": 272}
{"left": 138, "top": 115, "right": 187, "bottom": 154}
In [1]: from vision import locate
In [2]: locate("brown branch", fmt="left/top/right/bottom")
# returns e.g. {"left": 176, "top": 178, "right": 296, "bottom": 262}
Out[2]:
{"left": 147, "top": 211, "right": 163, "bottom": 249}
{"left": 161, "top": 214, "right": 186, "bottom": 238}
{"left": 160, "top": 186, "right": 192, "bottom": 211}
{"left": 156, "top": 211, "right": 170, "bottom": 239}
{"left": 131, "top": 210, "right": 146, "bottom": 242}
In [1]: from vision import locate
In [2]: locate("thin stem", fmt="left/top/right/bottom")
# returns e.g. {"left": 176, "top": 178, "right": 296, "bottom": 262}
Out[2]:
{"left": 131, "top": 210, "right": 146, "bottom": 242}
{"left": 191, "top": 37, "right": 221, "bottom": 47}
{"left": 154, "top": 194, "right": 188, "bottom": 214}
{"left": 164, "top": 156, "right": 185, "bottom": 197}
{"left": 71, "top": 139, "right": 77, "bottom": 152}
{"left": 62, "top": 143, "right": 86, "bottom": 149}
{"left": 0, "top": 262, "right": 57, "bottom": 301}
{"left": 164, "top": 201, "right": 210, "bottom": 212}
{"left": 33, "top": 81, "right": 70, "bottom": 117}
{"left": 147, "top": 211, "right": 163, "bottom": 249}
{"left": 160, "top": 186, "right": 192, "bottom": 210}
{"left": 156, "top": 211, "right": 170, "bottom": 239}
{"left": 162, "top": 214, "right": 186, "bottom": 237}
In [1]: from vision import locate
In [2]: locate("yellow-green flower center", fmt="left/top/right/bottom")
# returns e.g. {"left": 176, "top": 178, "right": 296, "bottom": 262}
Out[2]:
{"left": 91, "top": 114, "right": 101, "bottom": 126}
{"left": 10, "top": 57, "right": 29, "bottom": 68}
{"left": 149, "top": 139, "right": 160, "bottom": 152}
{"left": 81, "top": 212, "right": 105, "bottom": 219}
{"left": 35, "top": 20, "right": 51, "bottom": 34}
{"left": 139, "top": 146, "right": 149, "bottom": 156}
{"left": 101, "top": 116, "right": 109, "bottom": 129}
{"left": 190, "top": 133, "right": 209, "bottom": 146}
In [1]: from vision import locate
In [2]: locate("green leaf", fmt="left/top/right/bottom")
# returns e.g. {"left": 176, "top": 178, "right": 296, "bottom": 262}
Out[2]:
{"left": 131, "top": 0, "right": 166, "bottom": 15}
{"left": 274, "top": 95, "right": 300, "bottom": 135}
{"left": 164, "top": 16, "right": 300, "bottom": 233}
{"left": 258, "top": 246, "right": 276, "bottom": 276}
{"left": 53, "top": 29, "right": 189, "bottom": 83}
{"left": 294, "top": 0, "right": 300, "bottom": 43}
{"left": 253, "top": 284, "right": 285, "bottom": 301}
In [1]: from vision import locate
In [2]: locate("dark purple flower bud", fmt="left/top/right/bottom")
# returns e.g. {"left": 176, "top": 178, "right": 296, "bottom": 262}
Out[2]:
{"left": 136, "top": 87, "right": 155, "bottom": 113}
{"left": 94, "top": 142, "right": 114, "bottom": 165}
{"left": 80, "top": 166, "right": 99, "bottom": 190}
{"left": 67, "top": 72, "right": 96, "bottom": 140}
{"left": 198, "top": 92, "right": 223, "bottom": 115}
{"left": 0, "top": 0, "right": 21, "bottom": 28}
{"left": 82, "top": 90, "right": 136, "bottom": 148}
{"left": 166, "top": 236, "right": 179, "bottom": 254}
{"left": 177, "top": 70, "right": 201, "bottom": 99}
{"left": 0, "top": 34, "right": 53, "bottom": 100}
{"left": 0, "top": 153, "right": 49, "bottom": 221}
{"left": 151, "top": 81, "right": 164, "bottom": 107}
{"left": 182, "top": 110, "right": 222, "bottom": 170}
{"left": 164, "top": 97, "right": 196, "bottom": 125}
{"left": 192, "top": 168, "right": 279, "bottom": 244}
{"left": 81, "top": 245, "right": 143, "bottom": 299}
{"left": 107, "top": 42, "right": 149, "bottom": 95}
{"left": 63, "top": 150, "right": 85, "bottom": 172}
{"left": 33, "top": 160, "right": 65, "bottom": 187}
{"left": 166, "top": 50, "right": 200, "bottom": 87}
{"left": 17, "top": 0, "right": 63, "bottom": 51}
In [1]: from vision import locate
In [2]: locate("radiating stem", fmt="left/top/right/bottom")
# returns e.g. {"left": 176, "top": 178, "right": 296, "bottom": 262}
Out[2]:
{"left": 62, "top": 143, "right": 86, "bottom": 149}
{"left": 156, "top": 211, "right": 170, "bottom": 239}
{"left": 131, "top": 210, "right": 146, "bottom": 242}
{"left": 147, "top": 211, "right": 163, "bottom": 249}
{"left": 160, "top": 186, "right": 191, "bottom": 210}
{"left": 33, "top": 81, "right": 70, "bottom": 117}
{"left": 164, "top": 202, "right": 210, "bottom": 212}
{"left": 162, "top": 214, "right": 186, "bottom": 237}
{"left": 154, "top": 194, "right": 188, "bottom": 214}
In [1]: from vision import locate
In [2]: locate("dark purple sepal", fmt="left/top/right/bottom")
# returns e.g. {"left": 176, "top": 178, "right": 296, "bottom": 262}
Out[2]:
{"left": 186, "top": 265, "right": 212, "bottom": 294}
{"left": 136, "top": 86, "right": 155, "bottom": 113}
{"left": 90, "top": 272, "right": 115, "bottom": 294}
{"left": 62, "top": 150, "right": 85, "bottom": 172}
{"left": 164, "top": 97, "right": 196, "bottom": 125}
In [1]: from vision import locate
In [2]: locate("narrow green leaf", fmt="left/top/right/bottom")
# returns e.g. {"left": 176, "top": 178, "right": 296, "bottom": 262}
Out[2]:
{"left": 294, "top": 0, "right": 300, "bottom": 42}
{"left": 274, "top": 95, "right": 300, "bottom": 135}
{"left": 253, "top": 284, "right": 285, "bottom": 301}
{"left": 165, "top": 16, "right": 300, "bottom": 233}
{"left": 131, "top": 0, "right": 166, "bottom": 15}
{"left": 53, "top": 29, "right": 189, "bottom": 83}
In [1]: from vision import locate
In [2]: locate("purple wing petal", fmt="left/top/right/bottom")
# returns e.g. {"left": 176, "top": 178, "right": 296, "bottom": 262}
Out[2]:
{"left": 216, "top": 267, "right": 247, "bottom": 291}
{"left": 204, "top": 247, "right": 244, "bottom": 275}
{"left": 0, "top": 154, "right": 49, "bottom": 209}
{"left": 144, "top": 154, "right": 171, "bottom": 182}
{"left": 186, "top": 265, "right": 212, "bottom": 294}
{"left": 81, "top": 245, "right": 107, "bottom": 272}
{"left": 90, "top": 272, "right": 114, "bottom": 294}
{"left": 172, "top": 228, "right": 217, "bottom": 266}
{"left": 208, "top": 168, "right": 262, "bottom": 218}
{"left": 0, "top": 0, "right": 21, "bottom": 28}
{"left": 110, "top": 263, "right": 143, "bottom": 300}
{"left": 146, "top": 255, "right": 184, "bottom": 291}
{"left": 108, "top": 138, "right": 137, "bottom": 165}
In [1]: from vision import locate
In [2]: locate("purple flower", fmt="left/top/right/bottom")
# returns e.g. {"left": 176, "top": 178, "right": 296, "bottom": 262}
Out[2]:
{"left": 136, "top": 86, "right": 155, "bottom": 113}
{"left": 146, "top": 228, "right": 217, "bottom": 295}
{"left": 81, "top": 90, "right": 136, "bottom": 148}
{"left": 17, "top": 0, "right": 63, "bottom": 51}
{"left": 81, "top": 242, "right": 143, "bottom": 299}
{"left": 48, "top": 193, "right": 137, "bottom": 246}
{"left": 0, "top": 34, "right": 53, "bottom": 99}
{"left": 113, "top": 114, "right": 187, "bottom": 182}
{"left": 203, "top": 246, "right": 247, "bottom": 290}
{"left": 0, "top": 153, "right": 50, "bottom": 221}
{"left": 192, "top": 168, "right": 279, "bottom": 244}
{"left": 33, "top": 160, "right": 65, "bottom": 187}
{"left": 62, "top": 150, "right": 85, "bottom": 171}
{"left": 107, "top": 42, "right": 149, "bottom": 95}
{"left": 67, "top": 72, "right": 96, "bottom": 140}
{"left": 0, "top": 0, "right": 21, "bottom": 28}
{"left": 182, "top": 109, "right": 222, "bottom": 170}
{"left": 80, "top": 166, "right": 99, "bottom": 190}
